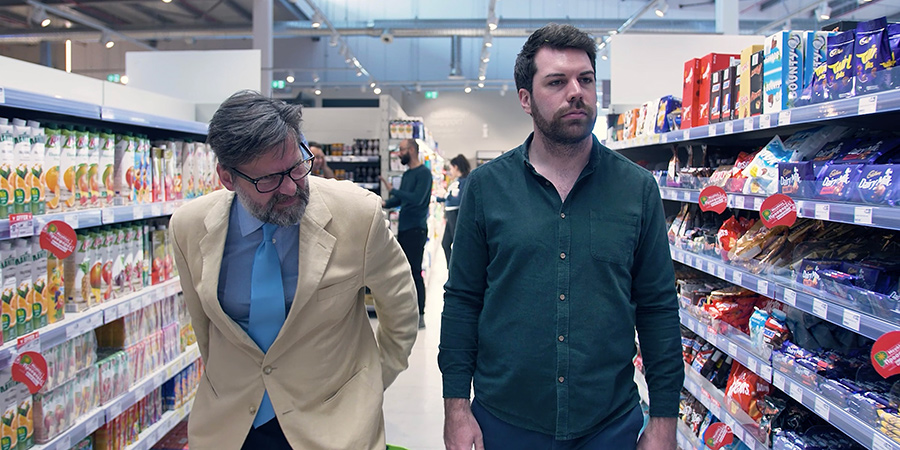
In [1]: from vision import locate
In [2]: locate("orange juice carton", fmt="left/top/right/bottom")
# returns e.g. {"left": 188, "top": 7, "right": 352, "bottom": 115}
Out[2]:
{"left": 73, "top": 126, "right": 89, "bottom": 209}
{"left": 89, "top": 232, "right": 104, "bottom": 307}
{"left": 13, "top": 240, "right": 32, "bottom": 337}
{"left": 58, "top": 126, "right": 77, "bottom": 211}
{"left": 102, "top": 227, "right": 114, "bottom": 301}
{"left": 10, "top": 120, "right": 32, "bottom": 216}
{"left": 0, "top": 241, "right": 16, "bottom": 342}
{"left": 151, "top": 147, "right": 165, "bottom": 203}
{"left": 112, "top": 226, "right": 126, "bottom": 298}
{"left": 45, "top": 249, "right": 64, "bottom": 325}
{"left": 87, "top": 129, "right": 101, "bottom": 208}
{"left": 25, "top": 122, "right": 44, "bottom": 216}
{"left": 64, "top": 231, "right": 91, "bottom": 313}
{"left": 0, "top": 374, "right": 18, "bottom": 450}
{"left": 41, "top": 125, "right": 61, "bottom": 213}
{"left": 29, "top": 237, "right": 47, "bottom": 331}
{"left": 0, "top": 119, "right": 15, "bottom": 219}
{"left": 100, "top": 130, "right": 115, "bottom": 207}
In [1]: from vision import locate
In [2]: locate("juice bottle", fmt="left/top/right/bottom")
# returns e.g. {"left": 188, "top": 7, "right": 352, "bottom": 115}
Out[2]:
{"left": 64, "top": 231, "right": 90, "bottom": 312}
{"left": 171, "top": 140, "right": 183, "bottom": 200}
{"left": 102, "top": 228, "right": 114, "bottom": 302}
{"left": 142, "top": 223, "right": 151, "bottom": 287}
{"left": 113, "top": 133, "right": 135, "bottom": 206}
{"left": 132, "top": 135, "right": 143, "bottom": 204}
{"left": 13, "top": 240, "right": 32, "bottom": 337}
{"left": 73, "top": 126, "right": 89, "bottom": 209}
{"left": 0, "top": 119, "right": 15, "bottom": 219}
{"left": 151, "top": 147, "right": 165, "bottom": 203}
{"left": 0, "top": 242, "right": 15, "bottom": 342}
{"left": 182, "top": 140, "right": 195, "bottom": 199}
{"left": 0, "top": 377, "right": 17, "bottom": 450}
{"left": 26, "top": 121, "right": 44, "bottom": 216}
{"left": 100, "top": 129, "right": 115, "bottom": 207}
{"left": 194, "top": 142, "right": 206, "bottom": 195}
{"left": 58, "top": 126, "right": 77, "bottom": 211}
{"left": 42, "top": 125, "right": 61, "bottom": 213}
{"left": 130, "top": 225, "right": 143, "bottom": 293}
{"left": 89, "top": 232, "right": 103, "bottom": 307}
{"left": 29, "top": 237, "right": 47, "bottom": 330}
{"left": 10, "top": 120, "right": 31, "bottom": 215}
{"left": 14, "top": 383, "right": 31, "bottom": 450}
{"left": 150, "top": 226, "right": 164, "bottom": 285}
{"left": 142, "top": 136, "right": 153, "bottom": 204}
{"left": 87, "top": 129, "right": 101, "bottom": 209}
{"left": 45, "top": 248, "right": 64, "bottom": 324}
{"left": 112, "top": 226, "right": 125, "bottom": 298}
{"left": 122, "top": 226, "right": 134, "bottom": 296}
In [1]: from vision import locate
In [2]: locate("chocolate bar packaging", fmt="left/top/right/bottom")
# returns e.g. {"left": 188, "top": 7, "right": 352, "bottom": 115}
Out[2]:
{"left": 778, "top": 162, "right": 815, "bottom": 197}
{"left": 854, "top": 17, "right": 895, "bottom": 95}
{"left": 655, "top": 96, "right": 681, "bottom": 134}
{"left": 750, "top": 50, "right": 765, "bottom": 116}
{"left": 698, "top": 53, "right": 739, "bottom": 126}
{"left": 682, "top": 58, "right": 702, "bottom": 129}
{"left": 856, "top": 164, "right": 899, "bottom": 205}
{"left": 709, "top": 69, "right": 724, "bottom": 123}
{"left": 827, "top": 30, "right": 856, "bottom": 101}
{"left": 764, "top": 30, "right": 805, "bottom": 113}
{"left": 731, "top": 66, "right": 741, "bottom": 119}
{"left": 832, "top": 138, "right": 900, "bottom": 165}
{"left": 739, "top": 45, "right": 764, "bottom": 118}
{"left": 722, "top": 66, "right": 735, "bottom": 121}
{"left": 822, "top": 21, "right": 859, "bottom": 33}
{"left": 889, "top": 24, "right": 900, "bottom": 88}
{"left": 803, "top": 31, "right": 834, "bottom": 89}
{"left": 816, "top": 163, "right": 863, "bottom": 201}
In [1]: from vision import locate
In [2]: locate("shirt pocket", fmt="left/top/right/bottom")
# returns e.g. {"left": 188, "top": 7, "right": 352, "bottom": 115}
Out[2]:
{"left": 316, "top": 274, "right": 362, "bottom": 302}
{"left": 590, "top": 211, "right": 638, "bottom": 266}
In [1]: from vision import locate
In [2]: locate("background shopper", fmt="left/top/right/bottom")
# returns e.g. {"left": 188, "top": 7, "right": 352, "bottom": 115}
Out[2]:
{"left": 435, "top": 154, "right": 471, "bottom": 265}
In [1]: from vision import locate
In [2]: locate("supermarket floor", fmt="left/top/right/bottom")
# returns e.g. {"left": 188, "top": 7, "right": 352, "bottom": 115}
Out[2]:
{"left": 379, "top": 245, "right": 449, "bottom": 450}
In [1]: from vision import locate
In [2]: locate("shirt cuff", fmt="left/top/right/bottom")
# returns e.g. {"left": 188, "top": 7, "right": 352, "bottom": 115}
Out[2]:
{"left": 442, "top": 374, "right": 473, "bottom": 399}
{"left": 647, "top": 390, "right": 681, "bottom": 418}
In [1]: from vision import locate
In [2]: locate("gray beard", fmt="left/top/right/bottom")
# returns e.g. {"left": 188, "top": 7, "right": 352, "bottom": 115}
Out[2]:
{"left": 236, "top": 184, "right": 309, "bottom": 227}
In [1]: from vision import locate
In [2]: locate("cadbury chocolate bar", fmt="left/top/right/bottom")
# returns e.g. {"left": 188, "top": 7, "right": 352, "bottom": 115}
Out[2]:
{"left": 827, "top": 30, "right": 856, "bottom": 101}
{"left": 856, "top": 164, "right": 899, "bottom": 205}
{"left": 855, "top": 17, "right": 895, "bottom": 95}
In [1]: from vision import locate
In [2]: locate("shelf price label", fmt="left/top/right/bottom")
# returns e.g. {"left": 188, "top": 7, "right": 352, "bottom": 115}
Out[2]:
{"left": 744, "top": 117, "right": 754, "bottom": 132}
{"left": 814, "top": 397, "right": 830, "bottom": 421}
{"left": 757, "top": 280, "right": 769, "bottom": 295}
{"left": 133, "top": 207, "right": 144, "bottom": 220}
{"left": 85, "top": 414, "right": 101, "bottom": 432}
{"left": 732, "top": 271, "right": 742, "bottom": 286}
{"left": 747, "top": 357, "right": 757, "bottom": 374}
{"left": 661, "top": 133, "right": 668, "bottom": 143}
{"left": 760, "top": 365, "right": 773, "bottom": 382}
{"left": 778, "top": 110, "right": 791, "bottom": 126}
{"left": 842, "top": 310, "right": 861, "bottom": 332}
{"left": 9, "top": 213, "right": 34, "bottom": 238}
{"left": 102, "top": 208, "right": 115, "bottom": 224}
{"left": 151, "top": 204, "right": 162, "bottom": 217}
{"left": 759, "top": 114, "right": 771, "bottom": 129}
{"left": 783, "top": 288, "right": 797, "bottom": 306}
{"left": 709, "top": 125, "right": 717, "bottom": 137}
{"left": 724, "top": 121, "right": 734, "bottom": 134}
{"left": 854, "top": 206, "right": 873, "bottom": 225}
{"left": 859, "top": 95, "right": 878, "bottom": 115}
{"left": 63, "top": 214, "right": 79, "bottom": 229}
{"left": 717, "top": 265, "right": 726, "bottom": 279}
{"left": 773, "top": 372, "right": 786, "bottom": 391}
{"left": 814, "top": 203, "right": 830, "bottom": 220}
{"left": 727, "top": 342, "right": 738, "bottom": 357}
{"left": 873, "top": 433, "right": 896, "bottom": 450}
{"left": 788, "top": 382, "right": 803, "bottom": 402}
{"left": 812, "top": 298, "right": 828, "bottom": 319}
{"left": 682, "top": 190, "right": 691, "bottom": 201}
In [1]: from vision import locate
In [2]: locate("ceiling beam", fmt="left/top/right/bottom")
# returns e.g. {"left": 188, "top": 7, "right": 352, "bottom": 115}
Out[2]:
{"left": 127, "top": 3, "right": 169, "bottom": 24}
{"left": 224, "top": 0, "right": 251, "bottom": 21}
{"left": 0, "top": 10, "right": 27, "bottom": 27}
{"left": 172, "top": 0, "right": 220, "bottom": 24}
{"left": 277, "top": 0, "right": 310, "bottom": 21}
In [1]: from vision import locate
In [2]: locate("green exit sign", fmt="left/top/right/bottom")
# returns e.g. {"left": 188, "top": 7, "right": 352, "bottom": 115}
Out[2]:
{"left": 107, "top": 74, "right": 120, "bottom": 83}
{"left": 272, "top": 80, "right": 286, "bottom": 89}
{"left": 424, "top": 91, "right": 439, "bottom": 99}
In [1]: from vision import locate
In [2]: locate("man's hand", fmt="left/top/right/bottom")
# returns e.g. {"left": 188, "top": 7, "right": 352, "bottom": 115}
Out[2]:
{"left": 444, "top": 398, "right": 484, "bottom": 450}
{"left": 637, "top": 417, "right": 676, "bottom": 450}
{"left": 380, "top": 175, "right": 391, "bottom": 190}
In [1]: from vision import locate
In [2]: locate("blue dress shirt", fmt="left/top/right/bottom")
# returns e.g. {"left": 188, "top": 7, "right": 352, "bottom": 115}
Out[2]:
{"left": 217, "top": 197, "right": 300, "bottom": 332}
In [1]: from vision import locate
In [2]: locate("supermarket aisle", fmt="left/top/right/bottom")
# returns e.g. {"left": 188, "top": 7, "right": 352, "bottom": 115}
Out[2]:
{"left": 381, "top": 245, "right": 449, "bottom": 450}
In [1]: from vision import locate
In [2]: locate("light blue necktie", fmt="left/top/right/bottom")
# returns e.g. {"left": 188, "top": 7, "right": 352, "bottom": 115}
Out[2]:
{"left": 248, "top": 223, "right": 286, "bottom": 428}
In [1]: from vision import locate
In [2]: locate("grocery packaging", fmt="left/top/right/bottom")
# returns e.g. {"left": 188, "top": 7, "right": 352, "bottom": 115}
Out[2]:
{"left": 100, "top": 130, "right": 115, "bottom": 207}
{"left": 827, "top": 30, "right": 856, "bottom": 101}
{"left": 0, "top": 119, "right": 14, "bottom": 219}
{"left": 114, "top": 133, "right": 135, "bottom": 206}
{"left": 42, "top": 124, "right": 61, "bottom": 213}
{"left": 30, "top": 237, "right": 47, "bottom": 331}
{"left": 14, "top": 239, "right": 33, "bottom": 337}
{"left": 709, "top": 68, "right": 724, "bottom": 123}
{"left": 698, "top": 53, "right": 740, "bottom": 126}
{"left": 26, "top": 121, "right": 44, "bottom": 216}
{"left": 87, "top": 129, "right": 100, "bottom": 209}
{"left": 59, "top": 125, "right": 77, "bottom": 210}
{"left": 11, "top": 119, "right": 32, "bottom": 215}
{"left": 682, "top": 58, "right": 702, "bottom": 129}
{"left": 854, "top": 17, "right": 895, "bottom": 95}
{"left": 74, "top": 126, "right": 90, "bottom": 209}
{"left": 763, "top": 31, "right": 804, "bottom": 113}
{"left": 1, "top": 241, "right": 16, "bottom": 342}
{"left": 738, "top": 45, "right": 765, "bottom": 119}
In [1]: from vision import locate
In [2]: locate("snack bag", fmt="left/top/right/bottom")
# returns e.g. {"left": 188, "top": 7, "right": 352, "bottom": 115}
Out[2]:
{"left": 827, "top": 31, "right": 856, "bottom": 101}
{"left": 889, "top": 24, "right": 900, "bottom": 88}
{"left": 717, "top": 216, "right": 754, "bottom": 261}
{"left": 854, "top": 17, "right": 895, "bottom": 95}
{"left": 742, "top": 136, "right": 791, "bottom": 195}
{"left": 725, "top": 363, "right": 770, "bottom": 421}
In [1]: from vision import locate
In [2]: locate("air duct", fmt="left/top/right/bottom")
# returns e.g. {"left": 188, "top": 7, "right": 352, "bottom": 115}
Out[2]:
{"left": 448, "top": 35, "right": 463, "bottom": 79}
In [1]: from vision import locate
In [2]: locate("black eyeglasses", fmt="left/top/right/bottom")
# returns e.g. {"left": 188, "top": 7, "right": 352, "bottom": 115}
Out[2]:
{"left": 229, "top": 143, "right": 315, "bottom": 193}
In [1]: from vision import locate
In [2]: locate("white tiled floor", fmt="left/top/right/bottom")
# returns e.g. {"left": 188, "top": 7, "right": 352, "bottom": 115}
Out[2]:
{"left": 380, "top": 246, "right": 449, "bottom": 450}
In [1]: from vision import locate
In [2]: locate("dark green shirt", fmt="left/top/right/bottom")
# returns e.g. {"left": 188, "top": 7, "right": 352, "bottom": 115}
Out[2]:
{"left": 384, "top": 165, "right": 432, "bottom": 232}
{"left": 439, "top": 134, "right": 683, "bottom": 440}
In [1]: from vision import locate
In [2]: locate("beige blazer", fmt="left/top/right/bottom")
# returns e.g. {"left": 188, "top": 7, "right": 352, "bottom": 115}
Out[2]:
{"left": 169, "top": 177, "right": 419, "bottom": 449}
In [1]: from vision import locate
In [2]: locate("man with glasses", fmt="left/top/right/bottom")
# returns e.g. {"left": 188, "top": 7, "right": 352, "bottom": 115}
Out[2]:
{"left": 170, "top": 90, "right": 419, "bottom": 450}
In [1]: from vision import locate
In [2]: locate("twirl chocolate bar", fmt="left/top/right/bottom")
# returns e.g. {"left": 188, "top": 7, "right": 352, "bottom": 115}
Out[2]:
{"left": 827, "top": 30, "right": 856, "bottom": 101}
{"left": 854, "top": 17, "right": 894, "bottom": 95}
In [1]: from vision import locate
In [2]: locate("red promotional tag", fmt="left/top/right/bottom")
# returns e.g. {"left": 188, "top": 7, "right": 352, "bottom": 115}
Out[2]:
{"left": 759, "top": 194, "right": 797, "bottom": 228}
{"left": 39, "top": 220, "right": 77, "bottom": 259}
{"left": 699, "top": 186, "right": 728, "bottom": 214}
{"left": 703, "top": 422, "right": 734, "bottom": 450}
{"left": 872, "top": 331, "right": 900, "bottom": 378}
{"left": 12, "top": 351, "right": 47, "bottom": 394}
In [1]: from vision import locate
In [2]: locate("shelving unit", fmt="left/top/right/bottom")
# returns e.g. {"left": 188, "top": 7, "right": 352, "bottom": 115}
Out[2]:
{"left": 33, "top": 344, "right": 199, "bottom": 450}
{"left": 676, "top": 420, "right": 703, "bottom": 450}
{"left": 680, "top": 310, "right": 773, "bottom": 383}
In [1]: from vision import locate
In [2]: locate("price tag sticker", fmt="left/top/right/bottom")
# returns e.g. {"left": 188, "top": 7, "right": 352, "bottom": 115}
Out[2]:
{"left": 708, "top": 402, "right": 722, "bottom": 419}
{"left": 63, "top": 214, "right": 79, "bottom": 229}
{"left": 773, "top": 372, "right": 786, "bottom": 391}
{"left": 725, "top": 121, "right": 734, "bottom": 134}
{"left": 744, "top": 118, "right": 754, "bottom": 131}
{"left": 814, "top": 203, "right": 830, "bottom": 220}
{"left": 133, "top": 207, "right": 144, "bottom": 220}
{"left": 709, "top": 125, "right": 717, "bottom": 137}
{"left": 102, "top": 208, "right": 115, "bottom": 224}
{"left": 859, "top": 95, "right": 878, "bottom": 115}
{"left": 707, "top": 261, "right": 715, "bottom": 273}
{"left": 151, "top": 204, "right": 162, "bottom": 217}
{"left": 754, "top": 197, "right": 763, "bottom": 210}
{"left": 842, "top": 309, "right": 861, "bottom": 332}
{"left": 108, "top": 402, "right": 122, "bottom": 419}
{"left": 758, "top": 279, "right": 769, "bottom": 295}
{"left": 723, "top": 414, "right": 736, "bottom": 431}
{"left": 9, "top": 213, "right": 34, "bottom": 238}
{"left": 778, "top": 110, "right": 791, "bottom": 126}
{"left": 59, "top": 434, "right": 72, "bottom": 449}
{"left": 683, "top": 190, "right": 691, "bottom": 201}
{"left": 854, "top": 206, "right": 873, "bottom": 225}
{"left": 65, "top": 322, "right": 82, "bottom": 340}
{"left": 873, "top": 433, "right": 895, "bottom": 450}
{"left": 814, "top": 397, "right": 830, "bottom": 421}
{"left": 812, "top": 298, "right": 828, "bottom": 319}
{"left": 717, "top": 266, "right": 726, "bottom": 279}
{"left": 683, "top": 130, "right": 690, "bottom": 141}
{"left": 661, "top": 133, "right": 668, "bottom": 143}
{"left": 728, "top": 342, "right": 738, "bottom": 357}
{"left": 747, "top": 357, "right": 757, "bottom": 374}
{"left": 707, "top": 331, "right": 718, "bottom": 347}
{"left": 783, "top": 289, "right": 797, "bottom": 306}
{"left": 733, "top": 271, "right": 742, "bottom": 286}
{"left": 789, "top": 382, "right": 803, "bottom": 402}
{"left": 759, "top": 114, "right": 771, "bottom": 129}
{"left": 761, "top": 365, "right": 773, "bottom": 382}
{"left": 86, "top": 414, "right": 101, "bottom": 431}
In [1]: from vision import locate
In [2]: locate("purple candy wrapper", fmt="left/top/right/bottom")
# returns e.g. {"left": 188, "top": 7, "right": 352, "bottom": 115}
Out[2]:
{"left": 796, "top": 259, "right": 843, "bottom": 288}
{"left": 856, "top": 164, "right": 899, "bottom": 205}
{"left": 890, "top": 24, "right": 900, "bottom": 88}
{"left": 812, "top": 140, "right": 856, "bottom": 162}
{"left": 778, "top": 162, "right": 815, "bottom": 197}
{"left": 827, "top": 30, "right": 856, "bottom": 101}
{"left": 816, "top": 163, "right": 862, "bottom": 200}
{"left": 854, "top": 18, "right": 895, "bottom": 95}
{"left": 833, "top": 138, "right": 900, "bottom": 164}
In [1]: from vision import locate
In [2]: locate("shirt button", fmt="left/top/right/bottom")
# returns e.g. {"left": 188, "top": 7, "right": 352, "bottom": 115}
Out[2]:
{"left": 558, "top": 335, "right": 565, "bottom": 342}
{"left": 560, "top": 213, "right": 566, "bottom": 219}
{"left": 249, "top": 406, "right": 257, "bottom": 415}
{"left": 558, "top": 377, "right": 565, "bottom": 383}
{"left": 560, "top": 252, "right": 566, "bottom": 260}
{"left": 559, "top": 294, "right": 565, "bottom": 301}
{"left": 272, "top": 238, "right": 277, "bottom": 244}
{"left": 545, "top": 181, "right": 551, "bottom": 186}
{"left": 264, "top": 366, "right": 273, "bottom": 375}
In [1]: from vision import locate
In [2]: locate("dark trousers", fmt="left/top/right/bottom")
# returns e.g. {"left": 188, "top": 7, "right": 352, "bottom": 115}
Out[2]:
{"left": 241, "top": 418, "right": 292, "bottom": 450}
{"left": 442, "top": 209, "right": 459, "bottom": 266}
{"left": 398, "top": 228, "right": 427, "bottom": 314}
{"left": 471, "top": 398, "right": 643, "bottom": 450}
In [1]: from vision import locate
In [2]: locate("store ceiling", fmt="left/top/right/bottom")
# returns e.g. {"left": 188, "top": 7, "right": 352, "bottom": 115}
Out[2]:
{"left": 1, "top": 0, "right": 899, "bottom": 92}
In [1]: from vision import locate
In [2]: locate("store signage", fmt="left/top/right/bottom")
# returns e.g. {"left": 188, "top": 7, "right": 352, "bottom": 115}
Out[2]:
{"left": 759, "top": 194, "right": 797, "bottom": 228}
{"left": 272, "top": 80, "right": 286, "bottom": 89}
{"left": 106, "top": 74, "right": 121, "bottom": 83}
{"left": 9, "top": 213, "right": 33, "bottom": 238}
{"left": 13, "top": 332, "right": 46, "bottom": 394}
{"left": 698, "top": 186, "right": 728, "bottom": 214}
{"left": 39, "top": 220, "right": 77, "bottom": 259}
{"left": 425, "top": 91, "right": 439, "bottom": 99}
{"left": 872, "top": 331, "right": 900, "bottom": 378}
{"left": 703, "top": 423, "right": 733, "bottom": 450}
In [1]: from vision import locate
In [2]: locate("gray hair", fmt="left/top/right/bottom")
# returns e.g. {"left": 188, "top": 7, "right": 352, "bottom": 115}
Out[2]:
{"left": 207, "top": 90, "right": 303, "bottom": 167}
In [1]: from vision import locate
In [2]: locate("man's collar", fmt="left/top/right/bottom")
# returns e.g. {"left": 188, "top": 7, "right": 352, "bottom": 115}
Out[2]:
{"left": 234, "top": 195, "right": 266, "bottom": 237}
{"left": 520, "top": 132, "right": 602, "bottom": 169}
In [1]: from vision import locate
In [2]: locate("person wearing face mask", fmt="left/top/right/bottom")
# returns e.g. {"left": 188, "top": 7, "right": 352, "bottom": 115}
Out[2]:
{"left": 170, "top": 90, "right": 418, "bottom": 450}
{"left": 380, "top": 139, "right": 433, "bottom": 329}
